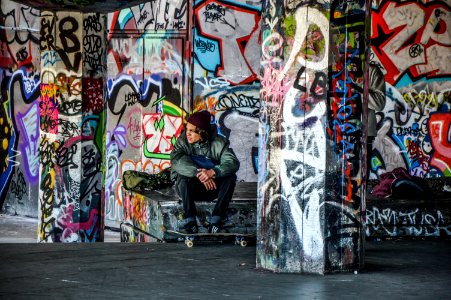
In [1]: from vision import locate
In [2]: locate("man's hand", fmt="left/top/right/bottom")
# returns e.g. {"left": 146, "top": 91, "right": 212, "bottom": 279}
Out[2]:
{"left": 196, "top": 168, "right": 216, "bottom": 183}
{"left": 203, "top": 178, "right": 217, "bottom": 191}
{"left": 197, "top": 169, "right": 217, "bottom": 190}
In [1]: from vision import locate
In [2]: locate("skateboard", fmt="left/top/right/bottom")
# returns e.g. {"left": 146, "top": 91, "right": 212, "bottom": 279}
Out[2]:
{"left": 165, "top": 229, "right": 255, "bottom": 248}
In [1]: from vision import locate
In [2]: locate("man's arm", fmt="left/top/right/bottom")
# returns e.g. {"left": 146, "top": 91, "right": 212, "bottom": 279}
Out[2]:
{"left": 170, "top": 133, "right": 198, "bottom": 178}
{"left": 211, "top": 139, "right": 240, "bottom": 178}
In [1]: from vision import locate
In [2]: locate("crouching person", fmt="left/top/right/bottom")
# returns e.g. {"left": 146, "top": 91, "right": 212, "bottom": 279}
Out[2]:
{"left": 170, "top": 110, "right": 240, "bottom": 234}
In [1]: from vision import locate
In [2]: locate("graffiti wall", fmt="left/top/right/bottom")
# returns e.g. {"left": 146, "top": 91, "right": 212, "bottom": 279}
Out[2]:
{"left": 192, "top": 0, "right": 262, "bottom": 182}
{"left": 0, "top": 1, "right": 41, "bottom": 217}
{"left": 104, "top": 0, "right": 190, "bottom": 228}
{"left": 1, "top": 0, "right": 262, "bottom": 232}
{"left": 370, "top": 0, "right": 451, "bottom": 179}
{"left": 3, "top": 0, "right": 448, "bottom": 247}
{"left": 257, "top": 0, "right": 368, "bottom": 273}
{"left": 104, "top": 0, "right": 263, "bottom": 227}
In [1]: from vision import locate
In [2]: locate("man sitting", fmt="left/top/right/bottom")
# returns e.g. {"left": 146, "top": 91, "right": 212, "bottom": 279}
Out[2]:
{"left": 170, "top": 110, "right": 240, "bottom": 234}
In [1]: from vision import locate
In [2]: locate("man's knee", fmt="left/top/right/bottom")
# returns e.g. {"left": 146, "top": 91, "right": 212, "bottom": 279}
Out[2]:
{"left": 219, "top": 174, "right": 237, "bottom": 186}
{"left": 175, "top": 175, "right": 196, "bottom": 195}
{"left": 175, "top": 174, "right": 198, "bottom": 185}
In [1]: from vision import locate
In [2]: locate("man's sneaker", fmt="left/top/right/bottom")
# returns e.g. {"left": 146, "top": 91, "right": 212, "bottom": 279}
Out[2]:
{"left": 179, "top": 220, "right": 198, "bottom": 234}
{"left": 208, "top": 222, "right": 224, "bottom": 233}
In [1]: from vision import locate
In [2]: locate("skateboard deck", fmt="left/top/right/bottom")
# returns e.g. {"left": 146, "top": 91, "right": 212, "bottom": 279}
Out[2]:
{"left": 165, "top": 229, "right": 255, "bottom": 247}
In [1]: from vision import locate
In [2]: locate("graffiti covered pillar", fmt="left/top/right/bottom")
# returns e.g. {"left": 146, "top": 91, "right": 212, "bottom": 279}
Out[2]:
{"left": 38, "top": 11, "right": 107, "bottom": 242}
{"left": 257, "top": 0, "right": 370, "bottom": 273}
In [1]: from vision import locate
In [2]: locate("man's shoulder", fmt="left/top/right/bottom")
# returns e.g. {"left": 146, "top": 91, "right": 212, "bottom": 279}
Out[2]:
{"left": 211, "top": 135, "right": 228, "bottom": 145}
{"left": 172, "top": 132, "right": 192, "bottom": 153}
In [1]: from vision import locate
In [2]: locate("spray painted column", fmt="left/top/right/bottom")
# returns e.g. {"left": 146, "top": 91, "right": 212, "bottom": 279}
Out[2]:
{"left": 257, "top": 0, "right": 370, "bottom": 273}
{"left": 38, "top": 11, "right": 107, "bottom": 242}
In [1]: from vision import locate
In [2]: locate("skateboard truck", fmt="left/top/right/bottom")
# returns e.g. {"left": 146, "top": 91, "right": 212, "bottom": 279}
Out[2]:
{"left": 165, "top": 229, "right": 253, "bottom": 248}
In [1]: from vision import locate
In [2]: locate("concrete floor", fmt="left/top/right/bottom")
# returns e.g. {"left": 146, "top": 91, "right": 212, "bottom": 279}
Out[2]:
{"left": 0, "top": 213, "right": 121, "bottom": 243}
{"left": 0, "top": 214, "right": 450, "bottom": 299}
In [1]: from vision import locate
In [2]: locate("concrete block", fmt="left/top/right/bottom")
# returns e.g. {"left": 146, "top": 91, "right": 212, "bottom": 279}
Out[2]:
{"left": 366, "top": 198, "right": 451, "bottom": 238}
{"left": 121, "top": 184, "right": 257, "bottom": 242}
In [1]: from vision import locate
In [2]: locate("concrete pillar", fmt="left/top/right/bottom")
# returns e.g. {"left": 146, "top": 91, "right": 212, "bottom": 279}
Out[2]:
{"left": 257, "top": 0, "right": 370, "bottom": 273}
{"left": 38, "top": 11, "right": 107, "bottom": 242}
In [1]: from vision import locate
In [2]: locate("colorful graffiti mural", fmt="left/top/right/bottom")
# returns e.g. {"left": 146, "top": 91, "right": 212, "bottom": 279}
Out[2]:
{"left": 192, "top": 0, "right": 262, "bottom": 182}
{"left": 104, "top": 1, "right": 189, "bottom": 227}
{"left": 0, "top": 1, "right": 41, "bottom": 217}
{"left": 1, "top": 0, "right": 262, "bottom": 232}
{"left": 370, "top": 0, "right": 451, "bottom": 179}
{"left": 1, "top": 0, "right": 450, "bottom": 251}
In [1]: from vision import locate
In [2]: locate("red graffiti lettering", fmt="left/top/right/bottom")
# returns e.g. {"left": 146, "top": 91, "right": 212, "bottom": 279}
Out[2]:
{"left": 371, "top": 1, "right": 450, "bottom": 85}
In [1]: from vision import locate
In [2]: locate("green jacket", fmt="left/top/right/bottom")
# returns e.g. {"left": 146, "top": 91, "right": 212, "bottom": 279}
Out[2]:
{"left": 170, "top": 131, "right": 240, "bottom": 180}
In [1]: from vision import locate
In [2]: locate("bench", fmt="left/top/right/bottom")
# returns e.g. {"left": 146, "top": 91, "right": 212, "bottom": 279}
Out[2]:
{"left": 119, "top": 178, "right": 451, "bottom": 242}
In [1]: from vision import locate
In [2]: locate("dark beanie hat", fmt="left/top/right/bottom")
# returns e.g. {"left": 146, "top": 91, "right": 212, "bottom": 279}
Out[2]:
{"left": 187, "top": 110, "right": 211, "bottom": 132}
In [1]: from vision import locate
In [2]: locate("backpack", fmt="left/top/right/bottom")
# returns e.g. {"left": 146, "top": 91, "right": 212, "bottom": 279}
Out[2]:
{"left": 371, "top": 167, "right": 432, "bottom": 199}
{"left": 122, "top": 168, "right": 174, "bottom": 192}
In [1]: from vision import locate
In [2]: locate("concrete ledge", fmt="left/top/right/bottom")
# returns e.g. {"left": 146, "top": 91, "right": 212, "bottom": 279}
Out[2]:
{"left": 366, "top": 178, "right": 451, "bottom": 238}
{"left": 121, "top": 183, "right": 257, "bottom": 242}
{"left": 119, "top": 178, "right": 451, "bottom": 242}
{"left": 366, "top": 198, "right": 451, "bottom": 238}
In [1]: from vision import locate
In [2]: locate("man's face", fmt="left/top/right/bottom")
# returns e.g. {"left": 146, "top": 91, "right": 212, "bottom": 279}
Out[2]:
{"left": 186, "top": 122, "right": 201, "bottom": 144}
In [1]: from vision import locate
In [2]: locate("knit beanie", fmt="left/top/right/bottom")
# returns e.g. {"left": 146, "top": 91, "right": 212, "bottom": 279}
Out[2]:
{"left": 187, "top": 110, "right": 211, "bottom": 132}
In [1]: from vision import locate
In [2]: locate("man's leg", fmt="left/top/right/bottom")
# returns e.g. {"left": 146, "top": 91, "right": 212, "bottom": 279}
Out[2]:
{"left": 175, "top": 175, "right": 206, "bottom": 233}
{"left": 210, "top": 174, "right": 237, "bottom": 231}
{"left": 176, "top": 175, "right": 198, "bottom": 218}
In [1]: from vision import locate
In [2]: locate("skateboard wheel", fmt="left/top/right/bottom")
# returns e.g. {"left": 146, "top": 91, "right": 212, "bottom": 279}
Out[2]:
{"left": 240, "top": 240, "right": 247, "bottom": 247}
{"left": 186, "top": 240, "right": 194, "bottom": 248}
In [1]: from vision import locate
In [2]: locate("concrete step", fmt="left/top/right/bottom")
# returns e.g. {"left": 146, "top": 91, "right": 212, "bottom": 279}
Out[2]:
{"left": 121, "top": 182, "right": 257, "bottom": 242}
{"left": 120, "top": 179, "right": 451, "bottom": 242}
{"left": 365, "top": 178, "right": 451, "bottom": 238}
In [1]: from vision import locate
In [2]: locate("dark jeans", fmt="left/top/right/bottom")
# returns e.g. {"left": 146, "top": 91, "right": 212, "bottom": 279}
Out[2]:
{"left": 175, "top": 173, "right": 237, "bottom": 220}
